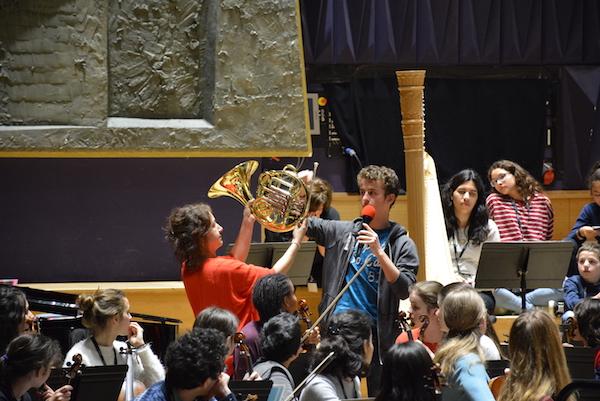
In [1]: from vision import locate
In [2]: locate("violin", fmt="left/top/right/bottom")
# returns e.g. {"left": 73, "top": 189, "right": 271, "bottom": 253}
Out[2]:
{"left": 65, "top": 353, "right": 83, "bottom": 384}
{"left": 297, "top": 299, "right": 319, "bottom": 350}
{"left": 396, "top": 311, "right": 414, "bottom": 341}
{"left": 489, "top": 375, "right": 506, "bottom": 399}
{"left": 425, "top": 363, "right": 446, "bottom": 398}
{"left": 416, "top": 315, "right": 430, "bottom": 342}
{"left": 234, "top": 332, "right": 253, "bottom": 380}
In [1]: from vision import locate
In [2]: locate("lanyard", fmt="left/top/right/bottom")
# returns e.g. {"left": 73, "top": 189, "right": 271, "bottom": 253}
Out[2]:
{"left": 452, "top": 229, "right": 470, "bottom": 270}
{"left": 91, "top": 336, "right": 117, "bottom": 366}
{"left": 510, "top": 199, "right": 530, "bottom": 240}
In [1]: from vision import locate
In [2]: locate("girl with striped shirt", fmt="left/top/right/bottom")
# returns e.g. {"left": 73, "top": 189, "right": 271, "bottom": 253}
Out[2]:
{"left": 486, "top": 160, "right": 560, "bottom": 313}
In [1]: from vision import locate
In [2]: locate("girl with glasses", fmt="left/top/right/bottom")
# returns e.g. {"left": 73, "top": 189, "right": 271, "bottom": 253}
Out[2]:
{"left": 486, "top": 160, "right": 558, "bottom": 313}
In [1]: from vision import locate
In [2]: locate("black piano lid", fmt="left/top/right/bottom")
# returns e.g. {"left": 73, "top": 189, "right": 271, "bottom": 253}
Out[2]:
{"left": 3, "top": 284, "right": 181, "bottom": 324}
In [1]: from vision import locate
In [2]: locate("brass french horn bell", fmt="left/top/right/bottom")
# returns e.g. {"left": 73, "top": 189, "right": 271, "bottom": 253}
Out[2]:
{"left": 208, "top": 160, "right": 310, "bottom": 232}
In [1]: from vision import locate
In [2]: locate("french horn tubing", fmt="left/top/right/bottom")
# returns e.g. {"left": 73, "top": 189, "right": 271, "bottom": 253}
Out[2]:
{"left": 208, "top": 160, "right": 310, "bottom": 232}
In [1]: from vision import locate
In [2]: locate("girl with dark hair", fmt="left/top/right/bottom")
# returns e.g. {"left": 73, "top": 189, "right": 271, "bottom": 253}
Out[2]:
{"left": 487, "top": 160, "right": 559, "bottom": 313}
{"left": 566, "top": 161, "right": 600, "bottom": 276}
{"left": 0, "top": 286, "right": 35, "bottom": 353}
{"left": 64, "top": 289, "right": 164, "bottom": 388}
{"left": 299, "top": 310, "right": 373, "bottom": 401}
{"left": 441, "top": 169, "right": 500, "bottom": 286}
{"left": 253, "top": 313, "right": 303, "bottom": 401}
{"left": 233, "top": 274, "right": 297, "bottom": 378}
{"left": 374, "top": 341, "right": 437, "bottom": 401}
{"left": 0, "top": 334, "right": 70, "bottom": 401}
{"left": 165, "top": 203, "right": 306, "bottom": 329}
{"left": 573, "top": 298, "right": 600, "bottom": 380}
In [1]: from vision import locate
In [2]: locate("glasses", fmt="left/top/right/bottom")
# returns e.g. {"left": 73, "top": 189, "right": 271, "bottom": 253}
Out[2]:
{"left": 490, "top": 172, "right": 511, "bottom": 186}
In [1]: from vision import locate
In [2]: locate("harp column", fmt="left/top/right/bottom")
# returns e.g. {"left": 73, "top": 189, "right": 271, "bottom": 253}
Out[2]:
{"left": 396, "top": 70, "right": 426, "bottom": 281}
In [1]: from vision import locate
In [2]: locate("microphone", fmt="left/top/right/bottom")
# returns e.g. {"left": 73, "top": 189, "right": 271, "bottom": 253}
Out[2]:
{"left": 343, "top": 147, "right": 363, "bottom": 168}
{"left": 353, "top": 205, "right": 376, "bottom": 258}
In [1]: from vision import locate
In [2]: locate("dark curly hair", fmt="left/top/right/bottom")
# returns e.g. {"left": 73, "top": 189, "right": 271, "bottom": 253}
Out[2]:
{"left": 375, "top": 342, "right": 436, "bottom": 401}
{"left": 165, "top": 203, "right": 213, "bottom": 272}
{"left": 0, "top": 333, "right": 62, "bottom": 385}
{"left": 0, "top": 286, "right": 28, "bottom": 353}
{"left": 357, "top": 165, "right": 401, "bottom": 197}
{"left": 442, "top": 169, "right": 491, "bottom": 244}
{"left": 488, "top": 160, "right": 543, "bottom": 201}
{"left": 252, "top": 274, "right": 294, "bottom": 324}
{"left": 311, "top": 310, "right": 372, "bottom": 379}
{"left": 260, "top": 313, "right": 301, "bottom": 364}
{"left": 165, "top": 328, "right": 227, "bottom": 391}
{"left": 574, "top": 298, "right": 600, "bottom": 347}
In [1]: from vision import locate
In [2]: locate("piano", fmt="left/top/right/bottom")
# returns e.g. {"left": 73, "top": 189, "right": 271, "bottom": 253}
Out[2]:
{"left": 4, "top": 284, "right": 181, "bottom": 361}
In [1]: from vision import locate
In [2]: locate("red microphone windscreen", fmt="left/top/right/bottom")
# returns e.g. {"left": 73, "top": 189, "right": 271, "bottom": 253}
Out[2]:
{"left": 361, "top": 205, "right": 376, "bottom": 220}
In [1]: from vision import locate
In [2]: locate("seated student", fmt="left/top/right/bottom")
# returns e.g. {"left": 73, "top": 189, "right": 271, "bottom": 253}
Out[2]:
{"left": 498, "top": 310, "right": 571, "bottom": 401}
{"left": 395, "top": 281, "right": 443, "bottom": 353}
{"left": 565, "top": 161, "right": 600, "bottom": 277}
{"left": 438, "top": 282, "right": 502, "bottom": 361}
{"left": 374, "top": 341, "right": 437, "bottom": 401}
{"left": 0, "top": 287, "right": 71, "bottom": 401}
{"left": 233, "top": 274, "right": 298, "bottom": 378}
{"left": 299, "top": 310, "right": 373, "bottom": 401}
{"left": 193, "top": 306, "right": 239, "bottom": 356}
{"left": 64, "top": 289, "right": 164, "bottom": 388}
{"left": 563, "top": 243, "right": 600, "bottom": 321}
{"left": 433, "top": 287, "right": 495, "bottom": 401}
{"left": 253, "top": 313, "right": 302, "bottom": 401}
{"left": 136, "top": 328, "right": 236, "bottom": 401}
{"left": 0, "top": 334, "right": 71, "bottom": 401}
{"left": 0, "top": 286, "right": 36, "bottom": 352}
{"left": 573, "top": 298, "right": 600, "bottom": 380}
{"left": 166, "top": 203, "right": 307, "bottom": 330}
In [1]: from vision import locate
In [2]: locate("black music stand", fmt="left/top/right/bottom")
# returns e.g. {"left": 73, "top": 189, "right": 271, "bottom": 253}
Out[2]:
{"left": 226, "top": 241, "right": 317, "bottom": 286}
{"left": 475, "top": 241, "right": 573, "bottom": 312}
{"left": 229, "top": 380, "right": 273, "bottom": 401}
{"left": 47, "top": 365, "right": 127, "bottom": 401}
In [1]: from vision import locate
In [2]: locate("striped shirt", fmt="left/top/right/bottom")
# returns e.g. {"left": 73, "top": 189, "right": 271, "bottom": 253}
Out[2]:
{"left": 486, "top": 192, "right": 553, "bottom": 241}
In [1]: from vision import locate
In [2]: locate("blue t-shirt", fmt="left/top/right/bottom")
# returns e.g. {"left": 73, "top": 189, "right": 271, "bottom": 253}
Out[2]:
{"left": 334, "top": 227, "right": 391, "bottom": 323}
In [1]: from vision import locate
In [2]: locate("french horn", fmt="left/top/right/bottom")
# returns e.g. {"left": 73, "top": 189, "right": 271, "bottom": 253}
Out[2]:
{"left": 208, "top": 160, "right": 310, "bottom": 232}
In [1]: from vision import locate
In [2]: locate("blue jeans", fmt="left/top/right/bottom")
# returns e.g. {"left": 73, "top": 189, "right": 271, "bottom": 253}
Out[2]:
{"left": 493, "top": 288, "right": 563, "bottom": 313}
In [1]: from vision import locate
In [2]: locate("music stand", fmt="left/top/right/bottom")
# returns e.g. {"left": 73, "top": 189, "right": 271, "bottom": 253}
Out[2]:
{"left": 48, "top": 365, "right": 127, "bottom": 401}
{"left": 270, "top": 241, "right": 316, "bottom": 286}
{"left": 475, "top": 241, "right": 574, "bottom": 312}
{"left": 226, "top": 241, "right": 317, "bottom": 286}
{"left": 229, "top": 380, "right": 273, "bottom": 401}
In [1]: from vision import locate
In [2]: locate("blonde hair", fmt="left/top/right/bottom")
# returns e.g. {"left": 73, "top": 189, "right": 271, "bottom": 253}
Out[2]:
{"left": 498, "top": 310, "right": 571, "bottom": 401}
{"left": 77, "top": 289, "right": 127, "bottom": 333}
{"left": 434, "top": 287, "right": 486, "bottom": 378}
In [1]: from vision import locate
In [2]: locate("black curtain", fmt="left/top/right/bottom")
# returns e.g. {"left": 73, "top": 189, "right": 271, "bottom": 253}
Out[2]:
{"left": 323, "top": 76, "right": 405, "bottom": 193}
{"left": 425, "top": 78, "right": 549, "bottom": 185}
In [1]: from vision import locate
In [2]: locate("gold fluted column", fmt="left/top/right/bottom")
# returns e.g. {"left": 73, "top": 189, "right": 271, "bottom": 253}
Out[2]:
{"left": 396, "top": 70, "right": 426, "bottom": 282}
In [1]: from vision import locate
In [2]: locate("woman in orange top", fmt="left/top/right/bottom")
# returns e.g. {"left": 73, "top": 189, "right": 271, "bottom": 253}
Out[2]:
{"left": 166, "top": 202, "right": 306, "bottom": 329}
{"left": 395, "top": 281, "right": 443, "bottom": 353}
